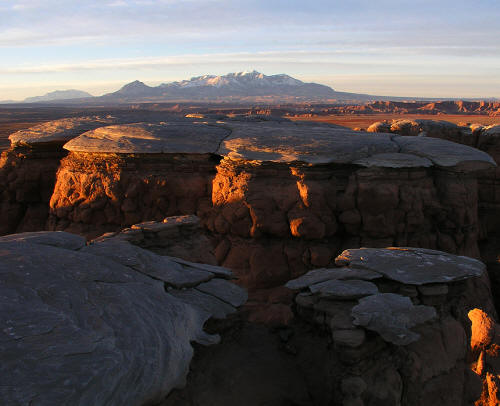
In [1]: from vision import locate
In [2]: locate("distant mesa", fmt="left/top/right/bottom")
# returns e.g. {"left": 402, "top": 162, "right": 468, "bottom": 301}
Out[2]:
{"left": 22, "top": 89, "right": 93, "bottom": 103}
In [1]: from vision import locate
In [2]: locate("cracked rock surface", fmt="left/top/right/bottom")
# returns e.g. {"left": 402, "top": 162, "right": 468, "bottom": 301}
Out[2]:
{"left": 0, "top": 231, "right": 246, "bottom": 406}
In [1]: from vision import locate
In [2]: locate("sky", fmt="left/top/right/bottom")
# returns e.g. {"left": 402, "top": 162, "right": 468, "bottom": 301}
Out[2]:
{"left": 1, "top": 0, "right": 499, "bottom": 100}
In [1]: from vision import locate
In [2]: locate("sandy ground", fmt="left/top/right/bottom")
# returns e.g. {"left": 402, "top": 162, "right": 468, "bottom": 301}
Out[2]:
{"left": 289, "top": 114, "right": 500, "bottom": 130}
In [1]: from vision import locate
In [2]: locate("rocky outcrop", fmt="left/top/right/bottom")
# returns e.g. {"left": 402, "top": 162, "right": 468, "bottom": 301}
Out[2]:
{"left": 469, "top": 308, "right": 500, "bottom": 406}
{"left": 1, "top": 117, "right": 497, "bottom": 307}
{"left": 367, "top": 118, "right": 500, "bottom": 310}
{"left": 94, "top": 215, "right": 217, "bottom": 265}
{"left": 0, "top": 117, "right": 117, "bottom": 235}
{"left": 48, "top": 122, "right": 229, "bottom": 237}
{"left": 204, "top": 121, "right": 494, "bottom": 297}
{"left": 0, "top": 230, "right": 246, "bottom": 406}
{"left": 162, "top": 246, "right": 497, "bottom": 406}
{"left": 285, "top": 247, "right": 493, "bottom": 406}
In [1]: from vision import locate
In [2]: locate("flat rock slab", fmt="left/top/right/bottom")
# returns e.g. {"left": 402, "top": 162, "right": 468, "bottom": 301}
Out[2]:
{"left": 57, "top": 118, "right": 496, "bottom": 172}
{"left": 336, "top": 247, "right": 485, "bottom": 285}
{"left": 64, "top": 122, "right": 231, "bottom": 154}
{"left": 309, "top": 279, "right": 379, "bottom": 300}
{"left": 196, "top": 278, "right": 248, "bottom": 307}
{"left": 80, "top": 240, "right": 215, "bottom": 288}
{"left": 9, "top": 116, "right": 117, "bottom": 145}
{"left": 0, "top": 238, "right": 233, "bottom": 406}
{"left": 353, "top": 152, "right": 433, "bottom": 168}
{"left": 351, "top": 293, "right": 437, "bottom": 345}
{"left": 286, "top": 267, "right": 382, "bottom": 290}
{"left": 217, "top": 122, "right": 398, "bottom": 164}
{"left": 393, "top": 135, "right": 496, "bottom": 171}
{"left": 0, "top": 230, "right": 86, "bottom": 250}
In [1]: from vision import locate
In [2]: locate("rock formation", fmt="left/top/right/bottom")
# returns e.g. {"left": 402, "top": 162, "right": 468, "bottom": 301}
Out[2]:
{"left": 163, "top": 247, "right": 498, "bottom": 406}
{"left": 284, "top": 247, "right": 492, "bottom": 406}
{"left": 367, "top": 118, "right": 500, "bottom": 310}
{"left": 48, "top": 122, "right": 229, "bottom": 237}
{"left": 0, "top": 116, "right": 116, "bottom": 235}
{"left": 204, "top": 120, "right": 494, "bottom": 302}
{"left": 469, "top": 308, "right": 500, "bottom": 406}
{"left": 1, "top": 117, "right": 496, "bottom": 310}
{"left": 0, "top": 229, "right": 246, "bottom": 406}
{"left": 94, "top": 214, "right": 217, "bottom": 265}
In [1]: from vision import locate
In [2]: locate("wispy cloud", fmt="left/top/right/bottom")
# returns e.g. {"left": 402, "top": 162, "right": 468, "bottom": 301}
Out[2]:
{"left": 0, "top": 0, "right": 499, "bottom": 98}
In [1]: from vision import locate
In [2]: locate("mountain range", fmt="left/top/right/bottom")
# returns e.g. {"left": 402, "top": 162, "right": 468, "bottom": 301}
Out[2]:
{"left": 23, "top": 89, "right": 93, "bottom": 103}
{"left": 1, "top": 71, "right": 498, "bottom": 105}
{"left": 100, "top": 71, "right": 339, "bottom": 102}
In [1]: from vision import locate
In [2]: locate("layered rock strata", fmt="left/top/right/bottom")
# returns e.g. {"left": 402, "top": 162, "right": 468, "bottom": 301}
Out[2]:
{"left": 2, "top": 118, "right": 496, "bottom": 301}
{"left": 0, "top": 230, "right": 246, "bottom": 406}
{"left": 203, "top": 120, "right": 494, "bottom": 294}
{"left": 368, "top": 119, "right": 500, "bottom": 309}
{"left": 48, "top": 122, "right": 229, "bottom": 237}
{"left": 285, "top": 247, "right": 493, "bottom": 406}
{"left": 0, "top": 117, "right": 117, "bottom": 235}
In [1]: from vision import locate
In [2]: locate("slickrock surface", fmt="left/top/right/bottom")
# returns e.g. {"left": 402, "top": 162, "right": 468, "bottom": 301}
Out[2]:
{"left": 64, "top": 122, "right": 230, "bottom": 154}
{"left": 0, "top": 230, "right": 245, "bottom": 406}
{"left": 217, "top": 121, "right": 494, "bottom": 170}
{"left": 8, "top": 116, "right": 116, "bottom": 146}
{"left": 284, "top": 247, "right": 491, "bottom": 405}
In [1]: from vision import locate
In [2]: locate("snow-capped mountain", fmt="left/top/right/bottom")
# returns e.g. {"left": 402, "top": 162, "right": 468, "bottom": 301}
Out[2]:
{"left": 100, "top": 71, "right": 337, "bottom": 102}
{"left": 160, "top": 71, "right": 303, "bottom": 89}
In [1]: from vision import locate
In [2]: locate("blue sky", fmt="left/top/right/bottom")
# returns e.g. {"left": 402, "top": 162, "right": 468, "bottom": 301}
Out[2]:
{"left": 1, "top": 0, "right": 499, "bottom": 99}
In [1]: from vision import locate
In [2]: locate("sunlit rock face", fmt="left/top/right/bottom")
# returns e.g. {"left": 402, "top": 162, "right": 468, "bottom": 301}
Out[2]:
{"left": 0, "top": 116, "right": 123, "bottom": 235}
{"left": 206, "top": 119, "right": 494, "bottom": 291}
{"left": 0, "top": 229, "right": 246, "bottom": 406}
{"left": 48, "top": 122, "right": 230, "bottom": 238}
{"left": 469, "top": 308, "right": 500, "bottom": 406}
